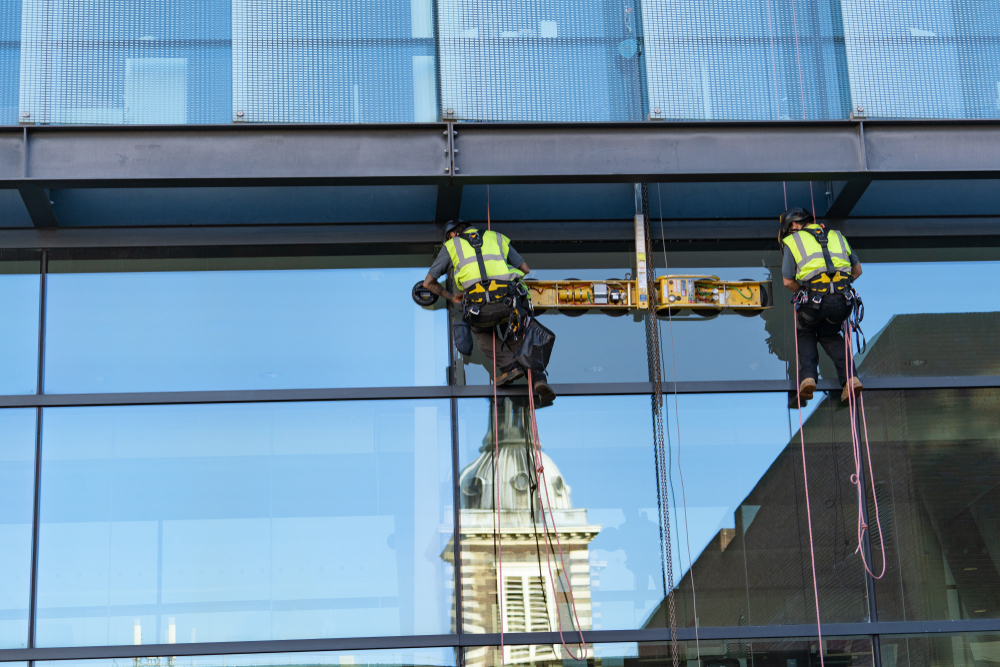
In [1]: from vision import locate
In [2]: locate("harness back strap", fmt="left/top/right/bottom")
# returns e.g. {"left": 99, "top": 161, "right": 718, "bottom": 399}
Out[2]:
{"left": 812, "top": 227, "right": 837, "bottom": 276}
{"left": 462, "top": 230, "right": 492, "bottom": 296}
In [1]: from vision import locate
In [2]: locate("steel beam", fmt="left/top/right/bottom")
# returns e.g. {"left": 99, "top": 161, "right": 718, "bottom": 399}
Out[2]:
{"left": 5, "top": 121, "right": 1000, "bottom": 188}
{"left": 2, "top": 376, "right": 997, "bottom": 409}
{"left": 2, "top": 619, "right": 1000, "bottom": 662}
{"left": 16, "top": 186, "right": 59, "bottom": 227}
{"left": 824, "top": 179, "right": 872, "bottom": 218}
{"left": 2, "top": 217, "right": 999, "bottom": 250}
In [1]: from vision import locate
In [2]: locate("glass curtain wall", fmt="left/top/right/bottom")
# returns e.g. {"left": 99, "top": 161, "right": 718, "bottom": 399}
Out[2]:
{"left": 7, "top": 0, "right": 1000, "bottom": 121}
{"left": 2, "top": 249, "right": 1000, "bottom": 659}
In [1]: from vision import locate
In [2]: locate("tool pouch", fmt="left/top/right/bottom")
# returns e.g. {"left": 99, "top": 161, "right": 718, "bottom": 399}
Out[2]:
{"left": 452, "top": 320, "right": 474, "bottom": 357}
{"left": 515, "top": 318, "right": 556, "bottom": 373}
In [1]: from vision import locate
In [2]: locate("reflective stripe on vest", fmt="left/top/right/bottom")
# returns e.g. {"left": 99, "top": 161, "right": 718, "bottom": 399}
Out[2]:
{"left": 782, "top": 225, "right": 853, "bottom": 282}
{"left": 445, "top": 228, "right": 524, "bottom": 289}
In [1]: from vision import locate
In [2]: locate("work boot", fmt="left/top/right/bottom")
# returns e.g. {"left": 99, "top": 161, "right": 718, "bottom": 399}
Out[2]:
{"left": 533, "top": 375, "right": 556, "bottom": 409}
{"left": 841, "top": 377, "right": 863, "bottom": 402}
{"left": 798, "top": 377, "right": 816, "bottom": 403}
{"left": 496, "top": 364, "right": 525, "bottom": 386}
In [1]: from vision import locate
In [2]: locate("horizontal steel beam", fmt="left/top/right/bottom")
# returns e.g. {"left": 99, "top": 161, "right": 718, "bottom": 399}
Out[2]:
{"left": 5, "top": 120, "right": 1000, "bottom": 188}
{"left": 1, "top": 217, "right": 999, "bottom": 250}
{"left": 1, "top": 376, "right": 997, "bottom": 408}
{"left": 2, "top": 619, "right": 1000, "bottom": 662}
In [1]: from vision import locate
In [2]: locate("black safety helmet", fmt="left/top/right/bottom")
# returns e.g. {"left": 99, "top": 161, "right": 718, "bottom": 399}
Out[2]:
{"left": 778, "top": 207, "right": 814, "bottom": 244}
{"left": 442, "top": 219, "right": 468, "bottom": 240}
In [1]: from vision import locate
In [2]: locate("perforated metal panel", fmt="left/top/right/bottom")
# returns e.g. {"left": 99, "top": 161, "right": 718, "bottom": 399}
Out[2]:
{"left": 437, "top": 0, "right": 643, "bottom": 121}
{"left": 642, "top": 0, "right": 850, "bottom": 120}
{"left": 17, "top": 0, "right": 230, "bottom": 125}
{"left": 232, "top": 0, "right": 436, "bottom": 123}
{"left": 844, "top": 0, "right": 1000, "bottom": 119}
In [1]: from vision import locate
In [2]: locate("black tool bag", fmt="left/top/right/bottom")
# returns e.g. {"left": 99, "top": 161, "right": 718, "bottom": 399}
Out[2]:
{"left": 452, "top": 320, "right": 475, "bottom": 356}
{"left": 515, "top": 318, "right": 556, "bottom": 373}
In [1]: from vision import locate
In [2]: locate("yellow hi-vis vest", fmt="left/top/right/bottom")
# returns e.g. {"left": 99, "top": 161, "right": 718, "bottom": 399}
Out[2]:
{"left": 445, "top": 228, "right": 524, "bottom": 290}
{"left": 783, "top": 224, "right": 853, "bottom": 282}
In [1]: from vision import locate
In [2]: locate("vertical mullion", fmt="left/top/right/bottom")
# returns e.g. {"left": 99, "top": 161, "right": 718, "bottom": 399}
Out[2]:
{"left": 446, "top": 298, "right": 464, "bottom": 638}
{"left": 28, "top": 249, "right": 48, "bottom": 655}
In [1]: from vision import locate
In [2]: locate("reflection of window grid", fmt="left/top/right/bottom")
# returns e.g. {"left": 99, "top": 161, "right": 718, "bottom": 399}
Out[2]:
{"left": 501, "top": 571, "right": 557, "bottom": 663}
{"left": 841, "top": 0, "right": 1000, "bottom": 119}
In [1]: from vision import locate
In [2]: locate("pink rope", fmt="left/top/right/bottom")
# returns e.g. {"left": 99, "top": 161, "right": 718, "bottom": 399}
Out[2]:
{"left": 792, "top": 309, "right": 826, "bottom": 667}
{"left": 842, "top": 322, "right": 886, "bottom": 579}
{"left": 526, "top": 368, "right": 589, "bottom": 661}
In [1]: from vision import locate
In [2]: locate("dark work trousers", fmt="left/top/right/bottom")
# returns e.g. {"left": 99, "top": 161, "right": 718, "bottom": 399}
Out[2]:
{"left": 472, "top": 326, "right": 549, "bottom": 383}
{"left": 796, "top": 293, "right": 854, "bottom": 386}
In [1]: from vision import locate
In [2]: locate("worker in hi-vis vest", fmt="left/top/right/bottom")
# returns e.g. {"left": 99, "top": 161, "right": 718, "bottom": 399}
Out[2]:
{"left": 779, "top": 208, "right": 864, "bottom": 404}
{"left": 423, "top": 219, "right": 556, "bottom": 406}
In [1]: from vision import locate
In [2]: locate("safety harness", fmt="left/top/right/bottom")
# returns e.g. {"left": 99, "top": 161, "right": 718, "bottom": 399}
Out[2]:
{"left": 458, "top": 229, "right": 532, "bottom": 344}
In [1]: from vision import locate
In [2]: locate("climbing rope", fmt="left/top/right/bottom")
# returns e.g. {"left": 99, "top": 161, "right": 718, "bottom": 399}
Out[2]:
{"left": 525, "top": 368, "right": 589, "bottom": 661}
{"left": 791, "top": 308, "right": 826, "bottom": 667}
{"left": 842, "top": 320, "right": 886, "bottom": 580}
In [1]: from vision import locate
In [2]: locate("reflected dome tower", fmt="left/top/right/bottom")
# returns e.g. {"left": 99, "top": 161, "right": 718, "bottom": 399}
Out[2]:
{"left": 444, "top": 397, "right": 600, "bottom": 666}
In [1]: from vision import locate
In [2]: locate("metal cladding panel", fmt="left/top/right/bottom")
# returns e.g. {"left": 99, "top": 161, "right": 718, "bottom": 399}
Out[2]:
{"left": 0, "top": 130, "right": 22, "bottom": 179}
{"left": 15, "top": 125, "right": 451, "bottom": 185}
{"left": 449, "top": 123, "right": 863, "bottom": 181}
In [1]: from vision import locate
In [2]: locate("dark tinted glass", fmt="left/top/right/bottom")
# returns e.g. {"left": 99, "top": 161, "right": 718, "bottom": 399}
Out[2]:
{"left": 806, "top": 388, "right": 1000, "bottom": 622}
{"left": 0, "top": 262, "right": 40, "bottom": 395}
{"left": 641, "top": 393, "right": 869, "bottom": 629}
{"left": 36, "top": 400, "right": 454, "bottom": 646}
{"left": 0, "top": 409, "right": 35, "bottom": 649}
{"left": 456, "top": 396, "right": 663, "bottom": 633}
{"left": 44, "top": 262, "right": 448, "bottom": 393}
{"left": 880, "top": 633, "right": 1000, "bottom": 667}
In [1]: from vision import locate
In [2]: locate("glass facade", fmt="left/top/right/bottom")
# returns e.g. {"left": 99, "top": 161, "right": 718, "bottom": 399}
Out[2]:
{"left": 5, "top": 0, "right": 1000, "bottom": 124}
{"left": 1, "top": 244, "right": 998, "bottom": 663}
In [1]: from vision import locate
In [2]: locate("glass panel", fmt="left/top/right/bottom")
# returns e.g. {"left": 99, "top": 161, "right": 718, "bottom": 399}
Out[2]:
{"left": 437, "top": 0, "right": 642, "bottom": 121}
{"left": 844, "top": 0, "right": 1000, "bottom": 119}
{"left": 639, "top": 392, "right": 869, "bottom": 628}
{"left": 853, "top": 260, "right": 1000, "bottom": 378}
{"left": 457, "top": 396, "right": 664, "bottom": 633}
{"left": 642, "top": 0, "right": 851, "bottom": 120}
{"left": 44, "top": 262, "right": 449, "bottom": 393}
{"left": 38, "top": 648, "right": 454, "bottom": 667}
{"left": 807, "top": 388, "right": 1000, "bottom": 622}
{"left": 466, "top": 638, "right": 873, "bottom": 667}
{"left": 233, "top": 0, "right": 436, "bottom": 123}
{"left": 36, "top": 400, "right": 454, "bottom": 646}
{"left": 455, "top": 260, "right": 781, "bottom": 385}
{"left": 0, "top": 0, "right": 19, "bottom": 125}
{"left": 18, "top": 0, "right": 230, "bottom": 124}
{"left": 0, "top": 261, "right": 40, "bottom": 395}
{"left": 0, "top": 409, "right": 36, "bottom": 649}
{"left": 880, "top": 633, "right": 1000, "bottom": 667}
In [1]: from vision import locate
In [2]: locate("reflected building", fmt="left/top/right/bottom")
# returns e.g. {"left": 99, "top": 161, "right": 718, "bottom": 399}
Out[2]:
{"left": 645, "top": 312, "right": 1000, "bottom": 667}
{"left": 443, "top": 397, "right": 601, "bottom": 666}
